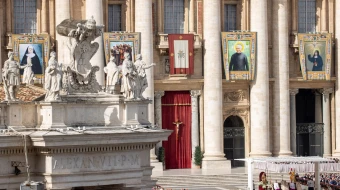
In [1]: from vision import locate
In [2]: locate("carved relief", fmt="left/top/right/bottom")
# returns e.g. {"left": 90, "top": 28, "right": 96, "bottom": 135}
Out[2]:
{"left": 224, "top": 107, "right": 249, "bottom": 125}
{"left": 224, "top": 90, "right": 245, "bottom": 102}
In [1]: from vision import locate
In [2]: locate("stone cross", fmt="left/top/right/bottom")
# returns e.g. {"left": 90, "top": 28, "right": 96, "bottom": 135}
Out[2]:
{"left": 173, "top": 120, "right": 183, "bottom": 141}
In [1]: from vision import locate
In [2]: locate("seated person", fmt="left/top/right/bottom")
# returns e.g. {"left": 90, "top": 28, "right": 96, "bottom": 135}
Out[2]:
{"left": 259, "top": 172, "right": 269, "bottom": 190}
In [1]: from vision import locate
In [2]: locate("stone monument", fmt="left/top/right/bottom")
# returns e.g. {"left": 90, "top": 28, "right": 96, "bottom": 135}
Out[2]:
{"left": 0, "top": 17, "right": 170, "bottom": 190}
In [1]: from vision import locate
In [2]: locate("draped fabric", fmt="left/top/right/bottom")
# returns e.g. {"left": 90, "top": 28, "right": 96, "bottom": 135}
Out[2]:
{"left": 162, "top": 91, "right": 192, "bottom": 169}
{"left": 254, "top": 162, "right": 340, "bottom": 173}
{"left": 168, "top": 34, "right": 194, "bottom": 75}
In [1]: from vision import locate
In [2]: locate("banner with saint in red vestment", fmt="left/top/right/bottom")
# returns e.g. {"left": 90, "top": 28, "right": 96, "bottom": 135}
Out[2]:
{"left": 168, "top": 34, "right": 194, "bottom": 75}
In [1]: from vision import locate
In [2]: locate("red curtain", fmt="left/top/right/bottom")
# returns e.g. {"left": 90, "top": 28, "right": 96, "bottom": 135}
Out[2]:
{"left": 162, "top": 91, "right": 192, "bottom": 169}
{"left": 168, "top": 34, "right": 194, "bottom": 75}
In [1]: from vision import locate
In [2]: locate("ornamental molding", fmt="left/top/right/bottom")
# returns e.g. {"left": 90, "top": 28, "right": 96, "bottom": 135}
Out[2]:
{"left": 224, "top": 107, "right": 249, "bottom": 125}
{"left": 224, "top": 90, "right": 245, "bottom": 102}
{"left": 154, "top": 91, "right": 165, "bottom": 98}
{"left": 0, "top": 143, "right": 156, "bottom": 155}
{"left": 190, "top": 90, "right": 201, "bottom": 98}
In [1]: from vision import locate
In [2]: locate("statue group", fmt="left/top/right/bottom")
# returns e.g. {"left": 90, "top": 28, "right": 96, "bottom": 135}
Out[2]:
{"left": 120, "top": 53, "right": 156, "bottom": 100}
{"left": 2, "top": 17, "right": 155, "bottom": 102}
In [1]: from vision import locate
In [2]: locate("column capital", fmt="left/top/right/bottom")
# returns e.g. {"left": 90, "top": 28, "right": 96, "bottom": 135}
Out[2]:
{"left": 154, "top": 91, "right": 165, "bottom": 98}
{"left": 319, "top": 88, "right": 334, "bottom": 95}
{"left": 190, "top": 90, "right": 201, "bottom": 98}
{"left": 289, "top": 89, "right": 299, "bottom": 96}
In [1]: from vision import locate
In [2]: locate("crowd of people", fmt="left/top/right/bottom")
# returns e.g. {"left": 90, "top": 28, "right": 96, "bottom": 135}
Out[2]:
{"left": 297, "top": 173, "right": 340, "bottom": 189}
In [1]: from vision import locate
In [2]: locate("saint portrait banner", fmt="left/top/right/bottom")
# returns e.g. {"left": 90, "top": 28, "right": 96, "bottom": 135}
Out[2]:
{"left": 168, "top": 34, "right": 194, "bottom": 75}
{"left": 221, "top": 32, "right": 257, "bottom": 81}
{"left": 12, "top": 34, "right": 50, "bottom": 79}
{"left": 298, "top": 33, "right": 332, "bottom": 80}
{"left": 103, "top": 32, "right": 141, "bottom": 66}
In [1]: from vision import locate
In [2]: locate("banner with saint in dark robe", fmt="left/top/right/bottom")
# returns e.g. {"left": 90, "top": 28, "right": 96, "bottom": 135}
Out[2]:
{"left": 297, "top": 33, "right": 332, "bottom": 80}
{"left": 221, "top": 32, "right": 257, "bottom": 81}
{"left": 168, "top": 34, "right": 194, "bottom": 75}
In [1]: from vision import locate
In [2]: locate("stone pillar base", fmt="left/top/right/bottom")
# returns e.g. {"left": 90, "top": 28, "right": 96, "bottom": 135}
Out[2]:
{"left": 332, "top": 151, "right": 340, "bottom": 158}
{"left": 249, "top": 151, "right": 272, "bottom": 157}
{"left": 323, "top": 154, "right": 332, "bottom": 157}
{"left": 278, "top": 150, "right": 293, "bottom": 157}
{"left": 151, "top": 162, "right": 163, "bottom": 172}
{"left": 202, "top": 159, "right": 231, "bottom": 170}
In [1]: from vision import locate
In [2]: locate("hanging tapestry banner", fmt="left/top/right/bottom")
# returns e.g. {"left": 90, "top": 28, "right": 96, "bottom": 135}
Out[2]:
{"left": 168, "top": 34, "right": 194, "bottom": 75}
{"left": 298, "top": 33, "right": 332, "bottom": 80}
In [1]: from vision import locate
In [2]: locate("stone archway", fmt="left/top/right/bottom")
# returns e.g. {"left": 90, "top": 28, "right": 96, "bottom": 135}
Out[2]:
{"left": 223, "top": 115, "right": 245, "bottom": 167}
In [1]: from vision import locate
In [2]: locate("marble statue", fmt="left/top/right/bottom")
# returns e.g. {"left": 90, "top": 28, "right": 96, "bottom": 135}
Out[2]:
{"left": 104, "top": 56, "right": 120, "bottom": 94}
{"left": 44, "top": 51, "right": 62, "bottom": 102}
{"left": 22, "top": 56, "right": 35, "bottom": 85}
{"left": 134, "top": 54, "right": 156, "bottom": 100}
{"left": 2, "top": 52, "right": 25, "bottom": 101}
{"left": 56, "top": 16, "right": 103, "bottom": 93}
{"left": 120, "top": 52, "right": 136, "bottom": 99}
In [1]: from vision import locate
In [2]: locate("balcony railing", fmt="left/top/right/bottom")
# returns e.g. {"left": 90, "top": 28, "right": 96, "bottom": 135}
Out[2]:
{"left": 296, "top": 123, "right": 324, "bottom": 134}
{"left": 156, "top": 33, "right": 202, "bottom": 50}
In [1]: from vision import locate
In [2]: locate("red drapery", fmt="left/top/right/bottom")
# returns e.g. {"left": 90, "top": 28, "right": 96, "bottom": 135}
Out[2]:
{"left": 162, "top": 91, "right": 192, "bottom": 169}
{"left": 168, "top": 34, "right": 194, "bottom": 75}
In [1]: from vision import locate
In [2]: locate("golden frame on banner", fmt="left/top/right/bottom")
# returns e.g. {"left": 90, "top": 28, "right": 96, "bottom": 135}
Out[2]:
{"left": 298, "top": 33, "right": 332, "bottom": 80}
{"left": 221, "top": 32, "right": 257, "bottom": 81}
{"left": 12, "top": 34, "right": 50, "bottom": 79}
{"left": 103, "top": 32, "right": 141, "bottom": 65}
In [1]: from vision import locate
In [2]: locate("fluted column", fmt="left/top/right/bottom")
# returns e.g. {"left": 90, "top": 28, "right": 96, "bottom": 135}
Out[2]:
{"left": 154, "top": 91, "right": 165, "bottom": 156}
{"left": 202, "top": 0, "right": 230, "bottom": 170}
{"left": 189, "top": 0, "right": 195, "bottom": 33}
{"left": 86, "top": 0, "right": 105, "bottom": 85}
{"left": 41, "top": 0, "right": 48, "bottom": 33}
{"left": 290, "top": 89, "right": 299, "bottom": 156}
{"left": 321, "top": 0, "right": 328, "bottom": 33}
{"left": 315, "top": 91, "right": 322, "bottom": 123}
{"left": 55, "top": 0, "right": 70, "bottom": 66}
{"left": 191, "top": 90, "right": 200, "bottom": 166}
{"left": 135, "top": 0, "right": 154, "bottom": 124}
{"left": 249, "top": 0, "right": 271, "bottom": 157}
{"left": 321, "top": 88, "right": 333, "bottom": 157}
{"left": 334, "top": 0, "right": 340, "bottom": 158}
{"left": 272, "top": 0, "right": 292, "bottom": 157}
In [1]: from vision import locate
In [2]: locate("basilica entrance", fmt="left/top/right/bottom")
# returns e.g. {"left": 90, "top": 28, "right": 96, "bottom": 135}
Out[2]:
{"left": 223, "top": 116, "right": 245, "bottom": 167}
{"left": 161, "top": 91, "right": 192, "bottom": 169}
{"left": 296, "top": 89, "right": 324, "bottom": 156}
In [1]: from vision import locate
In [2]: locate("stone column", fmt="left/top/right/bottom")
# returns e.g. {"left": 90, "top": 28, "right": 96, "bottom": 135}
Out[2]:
{"left": 55, "top": 0, "right": 70, "bottom": 66}
{"left": 191, "top": 90, "right": 200, "bottom": 166}
{"left": 189, "top": 0, "right": 195, "bottom": 33}
{"left": 321, "top": 88, "right": 333, "bottom": 157}
{"left": 272, "top": 0, "right": 292, "bottom": 157}
{"left": 157, "top": 0, "right": 163, "bottom": 33}
{"left": 202, "top": 0, "right": 230, "bottom": 170}
{"left": 154, "top": 91, "right": 165, "bottom": 153}
{"left": 249, "top": 0, "right": 271, "bottom": 157}
{"left": 135, "top": 0, "right": 155, "bottom": 124}
{"left": 290, "top": 89, "right": 299, "bottom": 156}
{"left": 41, "top": 0, "right": 48, "bottom": 33}
{"left": 135, "top": 0, "right": 157, "bottom": 169}
{"left": 335, "top": 0, "right": 340, "bottom": 158}
{"left": 321, "top": 0, "right": 328, "bottom": 33}
{"left": 86, "top": 0, "right": 105, "bottom": 85}
{"left": 315, "top": 91, "right": 322, "bottom": 123}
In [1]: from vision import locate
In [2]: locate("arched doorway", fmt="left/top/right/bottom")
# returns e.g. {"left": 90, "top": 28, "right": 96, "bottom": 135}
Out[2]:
{"left": 223, "top": 115, "right": 245, "bottom": 167}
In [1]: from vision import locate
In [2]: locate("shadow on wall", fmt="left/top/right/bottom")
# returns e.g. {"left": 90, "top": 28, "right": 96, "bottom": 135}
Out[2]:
{"left": 104, "top": 107, "right": 122, "bottom": 126}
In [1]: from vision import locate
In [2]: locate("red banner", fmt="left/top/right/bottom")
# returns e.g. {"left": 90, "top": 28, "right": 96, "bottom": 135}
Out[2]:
{"left": 168, "top": 34, "right": 194, "bottom": 75}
